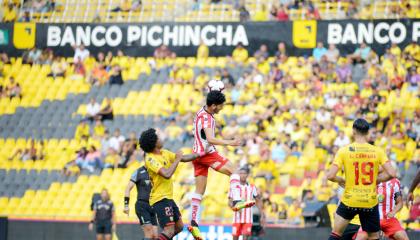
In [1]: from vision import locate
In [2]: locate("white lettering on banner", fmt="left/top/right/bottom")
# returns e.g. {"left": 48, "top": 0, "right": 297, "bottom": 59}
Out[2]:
{"left": 76, "top": 26, "right": 90, "bottom": 46}
{"left": 45, "top": 24, "right": 249, "bottom": 47}
{"left": 47, "top": 26, "right": 61, "bottom": 46}
{"left": 184, "top": 25, "right": 200, "bottom": 46}
{"left": 91, "top": 26, "right": 106, "bottom": 46}
{"left": 174, "top": 226, "right": 232, "bottom": 240}
{"left": 164, "top": 25, "right": 177, "bottom": 46}
{"left": 413, "top": 22, "right": 420, "bottom": 41}
{"left": 201, "top": 25, "right": 217, "bottom": 46}
{"left": 127, "top": 25, "right": 141, "bottom": 44}
{"left": 342, "top": 23, "right": 357, "bottom": 44}
{"left": 148, "top": 25, "right": 163, "bottom": 47}
{"left": 374, "top": 22, "right": 389, "bottom": 44}
{"left": 217, "top": 25, "right": 233, "bottom": 46}
{"left": 358, "top": 23, "right": 373, "bottom": 44}
{"left": 232, "top": 25, "right": 248, "bottom": 45}
{"left": 105, "top": 26, "right": 122, "bottom": 47}
{"left": 327, "top": 23, "right": 342, "bottom": 44}
{"left": 61, "top": 26, "right": 76, "bottom": 46}
{"left": 327, "top": 22, "right": 412, "bottom": 45}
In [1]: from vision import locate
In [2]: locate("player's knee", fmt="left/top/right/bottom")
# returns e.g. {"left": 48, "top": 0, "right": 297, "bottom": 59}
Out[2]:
{"left": 142, "top": 225, "right": 154, "bottom": 238}
{"left": 163, "top": 226, "right": 175, "bottom": 238}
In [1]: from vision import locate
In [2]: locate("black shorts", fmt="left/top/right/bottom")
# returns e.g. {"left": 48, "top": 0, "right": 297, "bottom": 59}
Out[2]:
{"left": 336, "top": 203, "right": 380, "bottom": 233}
{"left": 135, "top": 200, "right": 158, "bottom": 226}
{"left": 342, "top": 223, "right": 360, "bottom": 240}
{"left": 96, "top": 221, "right": 112, "bottom": 234}
{"left": 152, "top": 198, "right": 181, "bottom": 229}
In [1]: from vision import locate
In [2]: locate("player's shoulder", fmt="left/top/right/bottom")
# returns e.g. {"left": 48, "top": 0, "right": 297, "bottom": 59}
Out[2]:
{"left": 391, "top": 178, "right": 401, "bottom": 186}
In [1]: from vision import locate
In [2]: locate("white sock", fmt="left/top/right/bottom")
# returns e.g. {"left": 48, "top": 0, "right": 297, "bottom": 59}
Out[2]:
{"left": 229, "top": 174, "right": 241, "bottom": 202}
{"left": 190, "top": 193, "right": 202, "bottom": 223}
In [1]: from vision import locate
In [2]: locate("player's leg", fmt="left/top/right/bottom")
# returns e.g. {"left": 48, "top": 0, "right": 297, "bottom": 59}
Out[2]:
{"left": 172, "top": 200, "right": 184, "bottom": 236}
{"left": 390, "top": 230, "right": 409, "bottom": 240}
{"left": 329, "top": 203, "right": 356, "bottom": 240}
{"left": 96, "top": 234, "right": 103, "bottom": 240}
{"left": 232, "top": 223, "right": 242, "bottom": 240}
{"left": 137, "top": 201, "right": 159, "bottom": 239}
{"left": 142, "top": 225, "right": 157, "bottom": 239}
{"left": 381, "top": 218, "right": 409, "bottom": 240}
{"left": 242, "top": 223, "right": 253, "bottom": 240}
{"left": 104, "top": 234, "right": 112, "bottom": 240}
{"left": 359, "top": 206, "right": 380, "bottom": 240}
{"left": 354, "top": 231, "right": 368, "bottom": 240}
{"left": 153, "top": 199, "right": 177, "bottom": 240}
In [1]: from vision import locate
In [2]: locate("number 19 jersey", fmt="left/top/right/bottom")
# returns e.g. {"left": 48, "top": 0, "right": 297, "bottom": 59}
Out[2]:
{"left": 333, "top": 142, "right": 389, "bottom": 208}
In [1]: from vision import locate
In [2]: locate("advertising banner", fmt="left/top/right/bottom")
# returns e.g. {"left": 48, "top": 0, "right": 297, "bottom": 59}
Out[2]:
{"left": 0, "top": 19, "right": 418, "bottom": 57}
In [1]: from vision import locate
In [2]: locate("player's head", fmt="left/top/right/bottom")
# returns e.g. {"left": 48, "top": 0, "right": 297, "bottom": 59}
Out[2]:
{"left": 101, "top": 188, "right": 110, "bottom": 201}
{"left": 139, "top": 128, "right": 163, "bottom": 153}
{"left": 352, "top": 118, "right": 370, "bottom": 137}
{"left": 206, "top": 90, "right": 226, "bottom": 114}
{"left": 238, "top": 166, "right": 250, "bottom": 183}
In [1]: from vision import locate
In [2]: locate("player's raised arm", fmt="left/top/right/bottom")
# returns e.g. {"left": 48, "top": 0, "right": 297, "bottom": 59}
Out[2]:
{"left": 156, "top": 151, "right": 182, "bottom": 179}
{"left": 327, "top": 149, "right": 345, "bottom": 188}
{"left": 377, "top": 150, "right": 397, "bottom": 183}
{"left": 204, "top": 128, "right": 242, "bottom": 146}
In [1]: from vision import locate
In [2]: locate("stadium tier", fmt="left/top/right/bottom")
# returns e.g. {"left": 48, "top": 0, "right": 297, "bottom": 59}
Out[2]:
{"left": 1, "top": 1, "right": 420, "bottom": 239}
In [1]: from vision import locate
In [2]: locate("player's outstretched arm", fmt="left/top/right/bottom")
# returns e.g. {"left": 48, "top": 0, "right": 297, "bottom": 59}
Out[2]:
{"left": 378, "top": 161, "right": 397, "bottom": 183}
{"left": 123, "top": 181, "right": 135, "bottom": 215}
{"left": 255, "top": 193, "right": 266, "bottom": 227}
{"left": 157, "top": 151, "right": 183, "bottom": 179}
{"left": 327, "top": 164, "right": 345, "bottom": 188}
{"left": 204, "top": 128, "right": 242, "bottom": 146}
{"left": 180, "top": 153, "right": 201, "bottom": 162}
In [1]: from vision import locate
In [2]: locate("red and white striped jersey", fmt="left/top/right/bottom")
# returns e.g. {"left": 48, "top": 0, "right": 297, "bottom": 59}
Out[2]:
{"left": 229, "top": 183, "right": 258, "bottom": 224}
{"left": 377, "top": 178, "right": 401, "bottom": 220}
{"left": 193, "top": 107, "right": 217, "bottom": 154}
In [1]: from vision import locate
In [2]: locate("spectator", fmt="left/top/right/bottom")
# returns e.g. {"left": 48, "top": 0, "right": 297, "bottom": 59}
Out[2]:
{"left": 275, "top": 42, "right": 288, "bottom": 57}
{"left": 271, "top": 139, "right": 288, "bottom": 163}
{"left": 154, "top": 45, "right": 172, "bottom": 59}
{"left": 254, "top": 44, "right": 269, "bottom": 60}
{"left": 358, "top": 3, "right": 373, "bottom": 20}
{"left": 197, "top": 41, "right": 209, "bottom": 59}
{"left": 8, "top": 139, "right": 42, "bottom": 161}
{"left": 24, "top": 47, "right": 42, "bottom": 64}
{"left": 346, "top": 1, "right": 358, "bottom": 19}
{"left": 336, "top": 58, "right": 352, "bottom": 82}
{"left": 389, "top": 42, "right": 401, "bottom": 57}
{"left": 89, "top": 63, "right": 109, "bottom": 85}
{"left": 276, "top": 4, "right": 289, "bottom": 21}
{"left": 85, "top": 146, "right": 104, "bottom": 172}
{"left": 254, "top": 4, "right": 268, "bottom": 21}
{"left": 109, "top": 128, "right": 125, "bottom": 152}
{"left": 325, "top": 44, "right": 339, "bottom": 63}
{"left": 63, "top": 147, "right": 88, "bottom": 175}
{"left": 7, "top": 77, "right": 22, "bottom": 99}
{"left": 317, "top": 177, "right": 333, "bottom": 202}
{"left": 75, "top": 121, "right": 90, "bottom": 141}
{"left": 239, "top": 5, "right": 250, "bottom": 22}
{"left": 232, "top": 43, "right": 249, "bottom": 63}
{"left": 86, "top": 98, "right": 101, "bottom": 122}
{"left": 269, "top": 5, "right": 278, "bottom": 20}
{"left": 32, "top": 0, "right": 48, "bottom": 12}
{"left": 115, "top": 140, "right": 136, "bottom": 168}
{"left": 18, "top": 11, "right": 31, "bottom": 22}
{"left": 221, "top": 68, "right": 235, "bottom": 87}
{"left": 93, "top": 120, "right": 106, "bottom": 139}
{"left": 305, "top": 3, "right": 320, "bottom": 20}
{"left": 109, "top": 65, "right": 123, "bottom": 85}
{"left": 111, "top": 0, "right": 132, "bottom": 12}
{"left": 351, "top": 43, "right": 371, "bottom": 63}
{"left": 73, "top": 44, "right": 90, "bottom": 63}
{"left": 312, "top": 42, "right": 327, "bottom": 62}
{"left": 97, "top": 98, "right": 114, "bottom": 121}
{"left": 177, "top": 64, "right": 194, "bottom": 83}
{"left": 333, "top": 131, "right": 350, "bottom": 148}
{"left": 404, "top": 41, "right": 419, "bottom": 62}
{"left": 3, "top": 4, "right": 17, "bottom": 22}
{"left": 100, "top": 130, "right": 112, "bottom": 156}
{"left": 336, "top": 6, "right": 346, "bottom": 19}
{"left": 191, "top": 0, "right": 200, "bottom": 11}
{"left": 287, "top": 199, "right": 302, "bottom": 225}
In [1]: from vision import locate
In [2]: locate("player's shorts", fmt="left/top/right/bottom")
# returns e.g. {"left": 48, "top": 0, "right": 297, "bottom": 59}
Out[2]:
{"left": 152, "top": 198, "right": 181, "bottom": 229}
{"left": 232, "top": 223, "right": 252, "bottom": 237}
{"left": 96, "top": 221, "right": 112, "bottom": 234}
{"left": 336, "top": 203, "right": 380, "bottom": 233}
{"left": 193, "top": 152, "right": 229, "bottom": 177}
{"left": 341, "top": 223, "right": 360, "bottom": 240}
{"left": 135, "top": 200, "right": 158, "bottom": 226}
{"left": 380, "top": 217, "right": 404, "bottom": 238}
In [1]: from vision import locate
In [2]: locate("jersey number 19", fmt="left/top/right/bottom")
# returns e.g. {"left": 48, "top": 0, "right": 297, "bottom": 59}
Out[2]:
{"left": 353, "top": 162, "right": 374, "bottom": 185}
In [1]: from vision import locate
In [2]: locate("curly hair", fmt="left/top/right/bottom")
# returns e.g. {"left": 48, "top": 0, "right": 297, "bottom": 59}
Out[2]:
{"left": 139, "top": 128, "right": 158, "bottom": 153}
{"left": 206, "top": 90, "right": 226, "bottom": 106}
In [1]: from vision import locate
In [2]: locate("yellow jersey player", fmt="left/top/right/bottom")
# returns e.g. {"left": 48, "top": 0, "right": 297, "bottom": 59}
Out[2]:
{"left": 327, "top": 118, "right": 396, "bottom": 240}
{"left": 139, "top": 128, "right": 201, "bottom": 240}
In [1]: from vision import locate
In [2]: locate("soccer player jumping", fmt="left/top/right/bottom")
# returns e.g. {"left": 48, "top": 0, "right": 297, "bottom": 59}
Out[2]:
{"left": 327, "top": 118, "right": 396, "bottom": 240}
{"left": 188, "top": 91, "right": 255, "bottom": 239}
